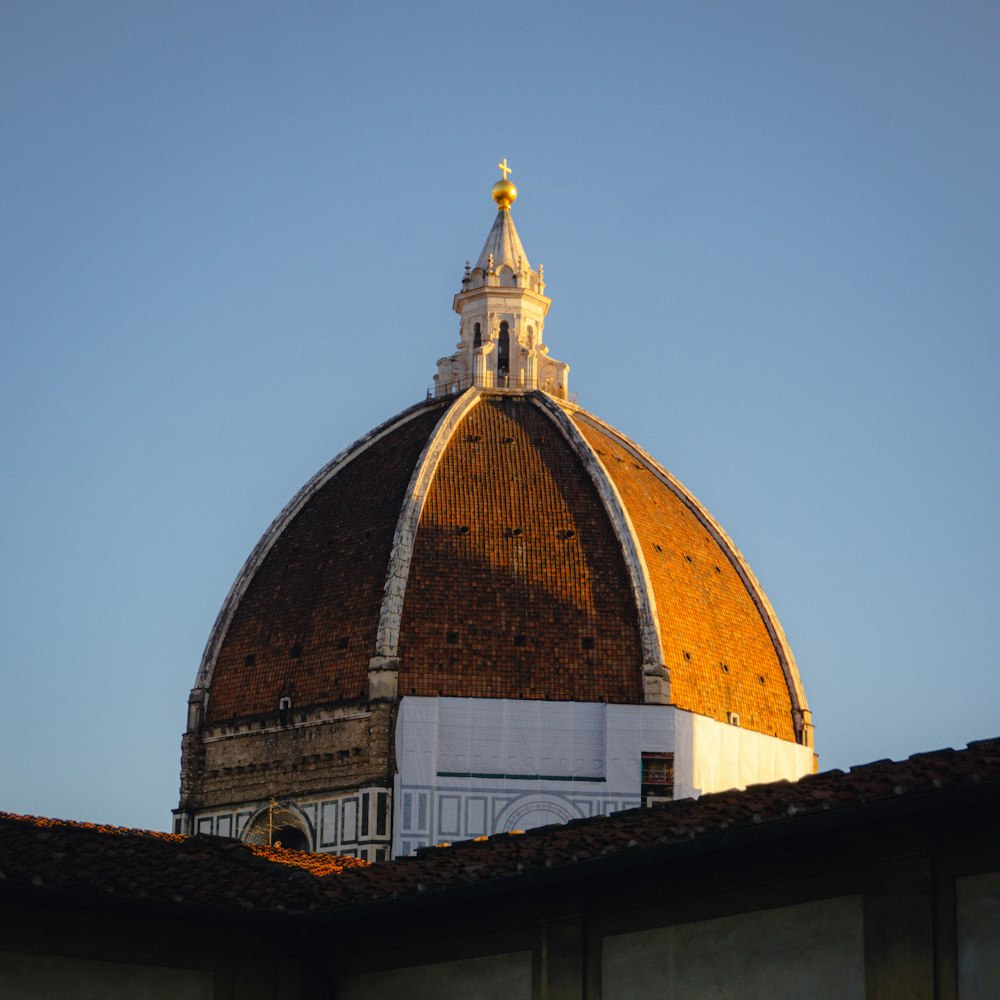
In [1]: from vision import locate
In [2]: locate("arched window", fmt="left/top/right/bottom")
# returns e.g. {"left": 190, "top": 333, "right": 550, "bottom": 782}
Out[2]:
{"left": 497, "top": 321, "right": 510, "bottom": 378}
{"left": 271, "top": 825, "right": 309, "bottom": 851}
{"left": 473, "top": 322, "right": 481, "bottom": 348}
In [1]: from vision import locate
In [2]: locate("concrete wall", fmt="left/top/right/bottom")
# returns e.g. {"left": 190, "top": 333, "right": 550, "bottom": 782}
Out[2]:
{"left": 0, "top": 952, "right": 214, "bottom": 1000}
{"left": 957, "top": 871, "right": 1000, "bottom": 1000}
{"left": 340, "top": 951, "right": 532, "bottom": 1000}
{"left": 0, "top": 900, "right": 307, "bottom": 1000}
{"left": 601, "top": 896, "right": 864, "bottom": 1000}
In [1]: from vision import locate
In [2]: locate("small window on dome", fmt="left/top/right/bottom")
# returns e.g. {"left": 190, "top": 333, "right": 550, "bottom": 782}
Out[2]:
{"left": 290, "top": 643, "right": 302, "bottom": 658}
{"left": 582, "top": 636, "right": 595, "bottom": 650}
{"left": 244, "top": 653, "right": 256, "bottom": 666}
{"left": 446, "top": 631, "right": 459, "bottom": 644}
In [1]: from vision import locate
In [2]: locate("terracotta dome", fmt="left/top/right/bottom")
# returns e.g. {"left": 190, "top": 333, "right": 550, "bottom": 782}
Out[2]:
{"left": 197, "top": 388, "right": 809, "bottom": 744}
{"left": 177, "top": 166, "right": 812, "bottom": 856}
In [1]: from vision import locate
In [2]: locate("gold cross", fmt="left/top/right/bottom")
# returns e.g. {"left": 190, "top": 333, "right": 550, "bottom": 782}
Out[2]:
{"left": 497, "top": 158, "right": 512, "bottom": 181}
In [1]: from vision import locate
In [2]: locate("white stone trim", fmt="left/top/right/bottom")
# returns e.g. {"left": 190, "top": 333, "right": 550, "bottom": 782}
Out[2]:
{"left": 191, "top": 397, "right": 452, "bottom": 697}
{"left": 531, "top": 393, "right": 669, "bottom": 703}
{"left": 373, "top": 387, "right": 483, "bottom": 659}
{"left": 572, "top": 408, "right": 812, "bottom": 746}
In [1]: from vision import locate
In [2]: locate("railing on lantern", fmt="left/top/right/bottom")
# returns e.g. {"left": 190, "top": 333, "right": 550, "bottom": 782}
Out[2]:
{"left": 428, "top": 374, "right": 576, "bottom": 404}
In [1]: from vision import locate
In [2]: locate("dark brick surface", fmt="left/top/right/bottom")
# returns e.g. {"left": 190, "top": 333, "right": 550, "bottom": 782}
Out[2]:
{"left": 206, "top": 405, "right": 446, "bottom": 722}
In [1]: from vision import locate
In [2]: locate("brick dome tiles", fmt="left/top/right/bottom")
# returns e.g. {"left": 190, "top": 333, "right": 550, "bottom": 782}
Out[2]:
{"left": 202, "top": 390, "right": 804, "bottom": 743}
{"left": 204, "top": 403, "right": 448, "bottom": 722}
{"left": 573, "top": 414, "right": 799, "bottom": 741}
{"left": 397, "top": 396, "right": 644, "bottom": 702}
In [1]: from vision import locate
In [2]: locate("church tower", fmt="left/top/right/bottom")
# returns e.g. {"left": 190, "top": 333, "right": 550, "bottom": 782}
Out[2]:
{"left": 176, "top": 164, "right": 813, "bottom": 859}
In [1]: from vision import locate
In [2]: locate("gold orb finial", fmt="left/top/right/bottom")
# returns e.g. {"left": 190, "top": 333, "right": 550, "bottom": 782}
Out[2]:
{"left": 492, "top": 158, "right": 517, "bottom": 209}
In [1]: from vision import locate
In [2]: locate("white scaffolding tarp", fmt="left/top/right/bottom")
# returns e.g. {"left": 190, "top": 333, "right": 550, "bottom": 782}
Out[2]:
{"left": 392, "top": 696, "right": 814, "bottom": 857}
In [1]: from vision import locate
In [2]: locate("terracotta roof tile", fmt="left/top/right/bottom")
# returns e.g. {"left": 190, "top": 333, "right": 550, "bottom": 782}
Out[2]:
{"left": 0, "top": 812, "right": 367, "bottom": 917}
{"left": 4, "top": 739, "right": 997, "bottom": 918}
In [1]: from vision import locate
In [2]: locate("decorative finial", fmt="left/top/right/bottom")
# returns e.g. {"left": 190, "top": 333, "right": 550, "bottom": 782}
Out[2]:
{"left": 492, "top": 157, "right": 517, "bottom": 210}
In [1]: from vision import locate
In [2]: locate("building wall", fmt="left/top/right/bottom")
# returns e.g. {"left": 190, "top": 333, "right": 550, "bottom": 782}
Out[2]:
{"left": 188, "top": 784, "right": 392, "bottom": 860}
{"left": 0, "top": 952, "right": 215, "bottom": 1000}
{"left": 392, "top": 696, "right": 813, "bottom": 854}
{"left": 340, "top": 951, "right": 532, "bottom": 1000}
{"left": 329, "top": 804, "right": 1000, "bottom": 1000}
{"left": 957, "top": 872, "right": 1000, "bottom": 999}
{"left": 601, "top": 896, "right": 864, "bottom": 999}
{"left": 0, "top": 900, "right": 308, "bottom": 1000}
{"left": 178, "top": 702, "right": 396, "bottom": 847}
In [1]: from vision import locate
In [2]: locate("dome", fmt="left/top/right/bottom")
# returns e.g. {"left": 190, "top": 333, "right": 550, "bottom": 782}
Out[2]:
{"left": 197, "top": 388, "right": 807, "bottom": 743}
{"left": 177, "top": 164, "right": 813, "bottom": 858}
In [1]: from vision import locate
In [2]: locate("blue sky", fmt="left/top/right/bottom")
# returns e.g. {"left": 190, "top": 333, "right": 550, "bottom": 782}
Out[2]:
{"left": 2, "top": 1, "right": 998, "bottom": 831}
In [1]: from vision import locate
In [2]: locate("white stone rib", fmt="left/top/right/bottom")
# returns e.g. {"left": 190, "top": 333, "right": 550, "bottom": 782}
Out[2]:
{"left": 192, "top": 397, "right": 451, "bottom": 694}
{"left": 373, "top": 387, "right": 483, "bottom": 659}
{"left": 532, "top": 393, "right": 667, "bottom": 697}
{"left": 572, "top": 408, "right": 812, "bottom": 744}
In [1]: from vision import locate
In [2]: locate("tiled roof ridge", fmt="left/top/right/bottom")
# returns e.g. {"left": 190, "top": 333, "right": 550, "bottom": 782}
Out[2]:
{"left": 2, "top": 739, "right": 998, "bottom": 922}
{"left": 316, "top": 737, "right": 1000, "bottom": 907}
{"left": 243, "top": 841, "right": 370, "bottom": 877}
{"left": 0, "top": 810, "right": 370, "bottom": 920}
{"left": 0, "top": 810, "right": 185, "bottom": 841}
{"left": 0, "top": 810, "right": 370, "bottom": 876}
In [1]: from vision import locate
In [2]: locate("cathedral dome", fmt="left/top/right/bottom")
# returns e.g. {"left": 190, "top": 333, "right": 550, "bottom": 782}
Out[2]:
{"left": 178, "top": 163, "right": 812, "bottom": 856}
{"left": 196, "top": 388, "right": 808, "bottom": 744}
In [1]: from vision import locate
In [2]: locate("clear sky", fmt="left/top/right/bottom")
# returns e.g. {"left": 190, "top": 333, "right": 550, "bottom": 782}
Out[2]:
{"left": 2, "top": 1, "right": 998, "bottom": 832}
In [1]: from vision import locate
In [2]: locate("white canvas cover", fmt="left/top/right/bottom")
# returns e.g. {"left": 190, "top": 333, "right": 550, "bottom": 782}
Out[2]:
{"left": 392, "top": 697, "right": 814, "bottom": 857}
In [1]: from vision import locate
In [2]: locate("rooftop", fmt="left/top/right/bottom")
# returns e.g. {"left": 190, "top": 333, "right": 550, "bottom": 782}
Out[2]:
{"left": 5, "top": 736, "right": 999, "bottom": 920}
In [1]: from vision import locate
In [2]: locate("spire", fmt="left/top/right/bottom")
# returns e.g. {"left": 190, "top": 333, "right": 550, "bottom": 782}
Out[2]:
{"left": 474, "top": 208, "right": 530, "bottom": 272}
{"left": 475, "top": 159, "right": 528, "bottom": 270}
{"left": 434, "top": 161, "right": 570, "bottom": 400}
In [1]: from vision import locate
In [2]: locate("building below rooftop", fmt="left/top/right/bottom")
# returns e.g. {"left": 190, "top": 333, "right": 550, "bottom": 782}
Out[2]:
{"left": 4, "top": 738, "right": 1000, "bottom": 998}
